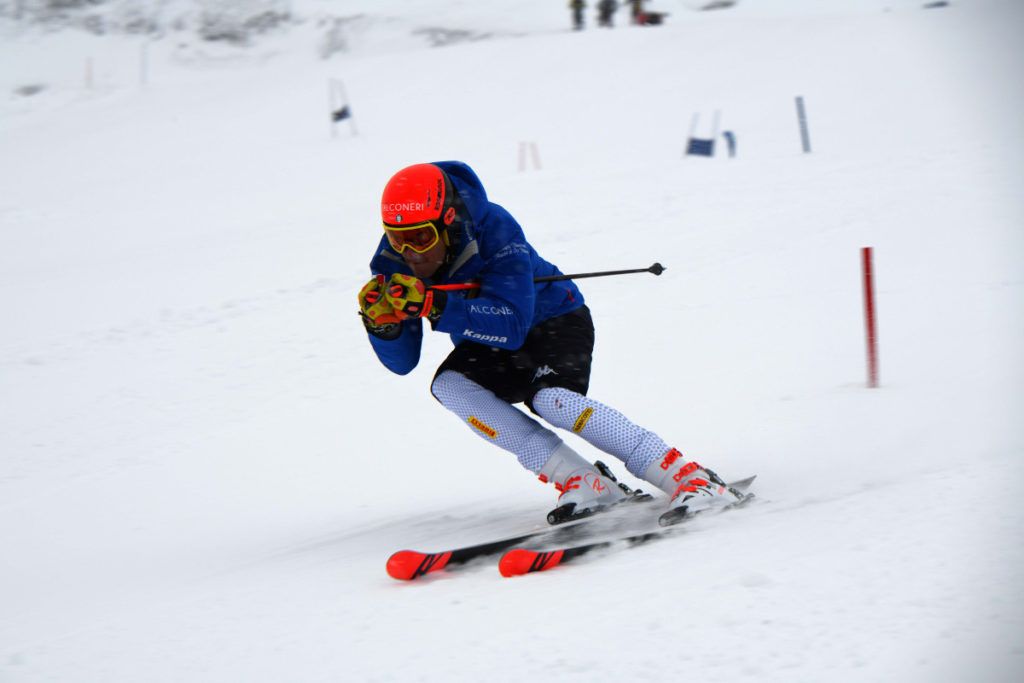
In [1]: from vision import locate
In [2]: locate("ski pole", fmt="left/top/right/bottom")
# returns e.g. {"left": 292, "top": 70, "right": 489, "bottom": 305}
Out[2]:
{"left": 430, "top": 262, "right": 665, "bottom": 291}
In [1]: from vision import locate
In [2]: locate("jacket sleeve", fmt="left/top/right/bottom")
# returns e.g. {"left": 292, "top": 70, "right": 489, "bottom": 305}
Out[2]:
{"left": 366, "top": 318, "right": 423, "bottom": 375}
{"left": 433, "top": 239, "right": 534, "bottom": 349}
{"left": 364, "top": 247, "right": 425, "bottom": 375}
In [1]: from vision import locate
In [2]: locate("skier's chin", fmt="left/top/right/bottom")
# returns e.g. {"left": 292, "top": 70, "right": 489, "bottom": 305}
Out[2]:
{"left": 406, "top": 259, "right": 443, "bottom": 279}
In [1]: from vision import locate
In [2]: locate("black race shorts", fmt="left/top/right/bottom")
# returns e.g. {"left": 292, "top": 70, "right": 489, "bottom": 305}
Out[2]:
{"left": 433, "top": 305, "right": 595, "bottom": 412}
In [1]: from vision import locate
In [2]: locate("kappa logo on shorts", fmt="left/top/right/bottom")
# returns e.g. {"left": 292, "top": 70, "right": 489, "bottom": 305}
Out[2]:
{"left": 532, "top": 365, "right": 558, "bottom": 383}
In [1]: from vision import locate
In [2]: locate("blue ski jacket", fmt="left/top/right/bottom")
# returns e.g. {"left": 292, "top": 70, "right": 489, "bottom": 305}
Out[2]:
{"left": 366, "top": 161, "right": 584, "bottom": 375}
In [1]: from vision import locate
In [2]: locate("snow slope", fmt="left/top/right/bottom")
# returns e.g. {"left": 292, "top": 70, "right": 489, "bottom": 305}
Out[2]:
{"left": 1, "top": 1, "right": 1022, "bottom": 681}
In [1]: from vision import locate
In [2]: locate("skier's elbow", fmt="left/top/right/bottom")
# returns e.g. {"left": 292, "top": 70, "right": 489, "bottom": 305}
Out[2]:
{"left": 382, "top": 356, "right": 418, "bottom": 376}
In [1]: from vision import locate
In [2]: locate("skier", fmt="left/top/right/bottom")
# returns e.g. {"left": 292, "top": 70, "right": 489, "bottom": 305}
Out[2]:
{"left": 568, "top": 0, "right": 586, "bottom": 31}
{"left": 597, "top": 0, "right": 618, "bottom": 27}
{"left": 358, "top": 162, "right": 743, "bottom": 523}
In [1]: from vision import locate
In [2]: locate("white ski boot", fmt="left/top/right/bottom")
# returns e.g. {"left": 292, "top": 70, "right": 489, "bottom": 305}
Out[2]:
{"left": 538, "top": 443, "right": 634, "bottom": 524}
{"left": 643, "top": 448, "right": 743, "bottom": 524}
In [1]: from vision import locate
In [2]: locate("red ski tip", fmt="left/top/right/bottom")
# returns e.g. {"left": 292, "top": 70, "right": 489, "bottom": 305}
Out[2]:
{"left": 386, "top": 550, "right": 452, "bottom": 581}
{"left": 498, "top": 548, "right": 564, "bottom": 577}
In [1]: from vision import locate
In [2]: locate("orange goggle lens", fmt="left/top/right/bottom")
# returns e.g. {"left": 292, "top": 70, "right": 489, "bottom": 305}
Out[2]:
{"left": 383, "top": 221, "right": 441, "bottom": 254}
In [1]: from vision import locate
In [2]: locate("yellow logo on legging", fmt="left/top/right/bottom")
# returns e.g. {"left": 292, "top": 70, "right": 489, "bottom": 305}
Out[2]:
{"left": 469, "top": 416, "right": 497, "bottom": 439}
{"left": 572, "top": 408, "right": 594, "bottom": 433}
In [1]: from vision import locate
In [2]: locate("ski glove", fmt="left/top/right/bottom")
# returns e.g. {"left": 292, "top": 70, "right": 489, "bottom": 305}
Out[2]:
{"left": 385, "top": 273, "right": 446, "bottom": 322}
{"left": 359, "top": 275, "right": 402, "bottom": 338}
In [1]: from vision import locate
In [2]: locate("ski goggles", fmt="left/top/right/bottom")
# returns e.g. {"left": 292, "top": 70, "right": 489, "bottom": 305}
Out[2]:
{"left": 383, "top": 220, "right": 441, "bottom": 254}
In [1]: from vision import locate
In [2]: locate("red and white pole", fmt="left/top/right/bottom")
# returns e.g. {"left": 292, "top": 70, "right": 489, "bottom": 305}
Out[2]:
{"left": 861, "top": 247, "right": 879, "bottom": 388}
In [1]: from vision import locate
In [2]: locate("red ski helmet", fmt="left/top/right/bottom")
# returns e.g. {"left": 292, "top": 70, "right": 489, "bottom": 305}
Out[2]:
{"left": 380, "top": 164, "right": 458, "bottom": 229}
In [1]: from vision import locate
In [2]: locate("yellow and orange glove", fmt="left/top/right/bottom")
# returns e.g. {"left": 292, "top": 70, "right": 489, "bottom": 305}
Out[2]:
{"left": 358, "top": 275, "right": 402, "bottom": 331}
{"left": 385, "top": 273, "right": 446, "bottom": 321}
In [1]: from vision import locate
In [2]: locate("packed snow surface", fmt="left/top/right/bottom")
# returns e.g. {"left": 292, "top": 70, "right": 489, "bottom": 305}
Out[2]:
{"left": 1, "top": 1, "right": 1022, "bottom": 681}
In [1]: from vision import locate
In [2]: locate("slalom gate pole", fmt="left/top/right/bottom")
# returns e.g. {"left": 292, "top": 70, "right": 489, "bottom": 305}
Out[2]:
{"left": 429, "top": 263, "right": 665, "bottom": 292}
{"left": 796, "top": 96, "right": 812, "bottom": 153}
{"left": 861, "top": 247, "right": 878, "bottom": 388}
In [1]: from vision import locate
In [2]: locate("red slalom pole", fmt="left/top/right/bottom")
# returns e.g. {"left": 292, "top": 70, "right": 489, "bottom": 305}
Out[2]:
{"left": 861, "top": 247, "right": 879, "bottom": 388}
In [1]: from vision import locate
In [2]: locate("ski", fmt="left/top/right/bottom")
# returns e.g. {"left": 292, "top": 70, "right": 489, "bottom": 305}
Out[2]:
{"left": 387, "top": 474, "right": 755, "bottom": 581}
{"left": 498, "top": 477, "right": 757, "bottom": 578}
{"left": 386, "top": 501, "right": 654, "bottom": 581}
{"left": 386, "top": 460, "right": 656, "bottom": 581}
{"left": 387, "top": 529, "right": 549, "bottom": 581}
{"left": 498, "top": 532, "right": 665, "bottom": 577}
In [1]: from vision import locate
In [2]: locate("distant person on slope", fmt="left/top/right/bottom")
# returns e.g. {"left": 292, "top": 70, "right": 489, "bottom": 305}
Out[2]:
{"left": 569, "top": 0, "right": 586, "bottom": 30}
{"left": 597, "top": 0, "right": 618, "bottom": 27}
{"left": 358, "top": 161, "right": 742, "bottom": 523}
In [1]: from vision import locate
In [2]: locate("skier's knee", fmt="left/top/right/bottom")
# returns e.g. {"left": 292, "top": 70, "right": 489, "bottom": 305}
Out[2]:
{"left": 530, "top": 386, "right": 559, "bottom": 416}
{"left": 531, "top": 386, "right": 586, "bottom": 429}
